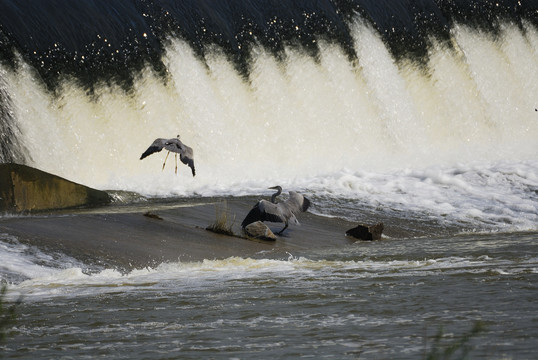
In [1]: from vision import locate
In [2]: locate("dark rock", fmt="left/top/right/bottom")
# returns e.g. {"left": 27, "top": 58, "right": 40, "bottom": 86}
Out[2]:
{"left": 346, "top": 222, "right": 384, "bottom": 240}
{"left": 0, "top": 163, "right": 110, "bottom": 213}
{"left": 143, "top": 211, "right": 163, "bottom": 220}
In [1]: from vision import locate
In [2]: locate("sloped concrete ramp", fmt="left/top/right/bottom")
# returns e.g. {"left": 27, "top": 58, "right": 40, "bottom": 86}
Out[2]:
{"left": 0, "top": 163, "right": 110, "bottom": 213}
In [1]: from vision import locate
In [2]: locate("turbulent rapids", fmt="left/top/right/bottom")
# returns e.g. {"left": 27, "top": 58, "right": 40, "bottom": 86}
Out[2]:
{"left": 0, "top": 0, "right": 537, "bottom": 231}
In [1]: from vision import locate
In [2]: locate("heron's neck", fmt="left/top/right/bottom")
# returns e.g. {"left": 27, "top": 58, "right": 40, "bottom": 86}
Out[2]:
{"left": 271, "top": 188, "right": 282, "bottom": 203}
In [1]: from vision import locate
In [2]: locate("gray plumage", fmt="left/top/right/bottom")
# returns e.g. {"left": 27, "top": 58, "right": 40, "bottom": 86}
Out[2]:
{"left": 140, "top": 135, "right": 195, "bottom": 176}
{"left": 241, "top": 186, "right": 311, "bottom": 235}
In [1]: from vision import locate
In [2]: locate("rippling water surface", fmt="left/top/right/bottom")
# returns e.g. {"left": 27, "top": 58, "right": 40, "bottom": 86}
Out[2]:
{"left": 2, "top": 231, "right": 536, "bottom": 359}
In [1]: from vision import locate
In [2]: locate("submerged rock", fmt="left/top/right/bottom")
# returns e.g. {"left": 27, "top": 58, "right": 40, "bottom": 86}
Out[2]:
{"left": 244, "top": 221, "right": 277, "bottom": 241}
{"left": 346, "top": 222, "right": 384, "bottom": 241}
{"left": 144, "top": 211, "right": 163, "bottom": 220}
{"left": 0, "top": 163, "right": 110, "bottom": 213}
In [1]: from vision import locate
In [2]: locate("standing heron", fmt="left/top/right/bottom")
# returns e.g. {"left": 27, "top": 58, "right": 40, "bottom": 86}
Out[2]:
{"left": 241, "top": 186, "right": 311, "bottom": 235}
{"left": 140, "top": 135, "right": 195, "bottom": 176}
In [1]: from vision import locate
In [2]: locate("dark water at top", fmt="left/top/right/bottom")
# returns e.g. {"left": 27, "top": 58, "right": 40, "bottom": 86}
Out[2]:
{"left": 1, "top": 0, "right": 537, "bottom": 90}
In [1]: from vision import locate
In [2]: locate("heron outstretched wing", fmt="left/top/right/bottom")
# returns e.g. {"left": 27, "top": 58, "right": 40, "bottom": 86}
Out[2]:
{"left": 288, "top": 191, "right": 311, "bottom": 212}
{"left": 241, "top": 200, "right": 284, "bottom": 227}
{"left": 140, "top": 138, "right": 167, "bottom": 159}
{"left": 179, "top": 144, "right": 196, "bottom": 176}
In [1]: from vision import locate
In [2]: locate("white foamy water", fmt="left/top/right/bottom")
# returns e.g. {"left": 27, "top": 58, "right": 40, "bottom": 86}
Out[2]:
{"left": 6, "top": 228, "right": 537, "bottom": 300}
{"left": 307, "top": 159, "right": 538, "bottom": 231}
{"left": 9, "top": 249, "right": 537, "bottom": 301}
{"left": 0, "top": 233, "right": 89, "bottom": 284}
{"left": 1, "top": 21, "right": 537, "bottom": 232}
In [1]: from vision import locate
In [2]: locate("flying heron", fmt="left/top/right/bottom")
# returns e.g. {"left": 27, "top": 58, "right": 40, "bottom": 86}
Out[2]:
{"left": 140, "top": 135, "right": 195, "bottom": 176}
{"left": 241, "top": 186, "right": 311, "bottom": 235}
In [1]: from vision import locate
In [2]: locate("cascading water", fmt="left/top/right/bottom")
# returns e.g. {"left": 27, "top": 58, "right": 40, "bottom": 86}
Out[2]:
{"left": 0, "top": 0, "right": 537, "bottom": 230}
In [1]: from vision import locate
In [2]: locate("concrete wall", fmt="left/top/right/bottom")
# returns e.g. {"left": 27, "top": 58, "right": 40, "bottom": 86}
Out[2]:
{"left": 0, "top": 163, "right": 110, "bottom": 213}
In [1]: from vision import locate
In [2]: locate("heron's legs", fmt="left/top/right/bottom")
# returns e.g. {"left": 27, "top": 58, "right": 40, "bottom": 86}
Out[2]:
{"left": 162, "top": 151, "right": 170, "bottom": 171}
{"left": 174, "top": 153, "right": 178, "bottom": 174}
{"left": 276, "top": 222, "right": 288, "bottom": 235}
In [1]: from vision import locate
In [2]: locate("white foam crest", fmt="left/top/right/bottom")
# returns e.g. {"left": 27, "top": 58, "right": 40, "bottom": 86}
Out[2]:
{"left": 0, "top": 237, "right": 53, "bottom": 281}
{"left": 11, "top": 252, "right": 533, "bottom": 300}
{"left": 307, "top": 160, "right": 538, "bottom": 231}
{"left": 0, "top": 234, "right": 84, "bottom": 283}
